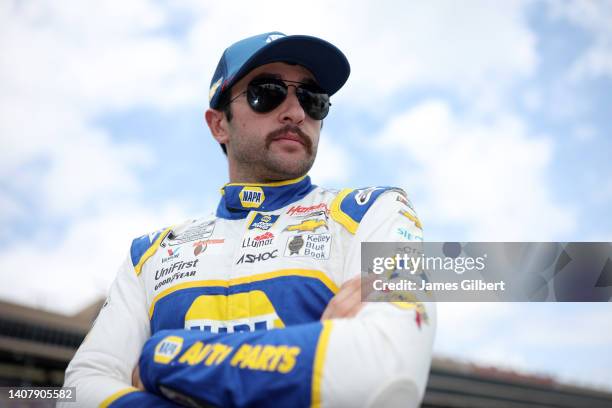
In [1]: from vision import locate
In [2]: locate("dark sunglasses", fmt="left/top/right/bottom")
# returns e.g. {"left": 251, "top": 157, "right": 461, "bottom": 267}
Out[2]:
{"left": 227, "top": 78, "right": 331, "bottom": 120}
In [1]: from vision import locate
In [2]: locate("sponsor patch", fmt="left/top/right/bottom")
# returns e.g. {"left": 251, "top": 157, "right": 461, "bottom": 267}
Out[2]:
{"left": 397, "top": 227, "right": 423, "bottom": 242}
{"left": 236, "top": 249, "right": 278, "bottom": 264}
{"left": 239, "top": 186, "right": 265, "bottom": 208}
{"left": 286, "top": 203, "right": 329, "bottom": 217}
{"left": 185, "top": 291, "right": 285, "bottom": 332}
{"left": 242, "top": 232, "right": 274, "bottom": 248}
{"left": 161, "top": 246, "right": 182, "bottom": 263}
{"left": 285, "top": 219, "right": 328, "bottom": 233}
{"left": 162, "top": 220, "right": 216, "bottom": 247}
{"left": 248, "top": 213, "right": 279, "bottom": 231}
{"left": 390, "top": 302, "right": 429, "bottom": 329}
{"left": 284, "top": 233, "right": 331, "bottom": 260}
{"left": 193, "top": 238, "right": 225, "bottom": 256}
{"left": 154, "top": 259, "right": 199, "bottom": 291}
{"left": 154, "top": 335, "right": 184, "bottom": 364}
{"left": 396, "top": 195, "right": 415, "bottom": 210}
{"left": 355, "top": 187, "right": 385, "bottom": 205}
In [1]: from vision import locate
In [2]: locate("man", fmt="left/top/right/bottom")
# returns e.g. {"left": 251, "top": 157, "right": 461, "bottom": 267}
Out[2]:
{"left": 62, "top": 32, "right": 435, "bottom": 407}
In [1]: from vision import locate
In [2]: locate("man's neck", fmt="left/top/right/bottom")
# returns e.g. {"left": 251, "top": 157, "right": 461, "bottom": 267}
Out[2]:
{"left": 228, "top": 165, "right": 304, "bottom": 184}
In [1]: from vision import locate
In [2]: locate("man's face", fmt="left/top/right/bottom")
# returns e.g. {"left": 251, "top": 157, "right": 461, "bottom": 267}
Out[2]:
{"left": 223, "top": 62, "right": 322, "bottom": 181}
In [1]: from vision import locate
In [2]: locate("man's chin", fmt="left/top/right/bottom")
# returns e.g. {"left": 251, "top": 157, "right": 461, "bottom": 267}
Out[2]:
{"left": 264, "top": 155, "right": 313, "bottom": 180}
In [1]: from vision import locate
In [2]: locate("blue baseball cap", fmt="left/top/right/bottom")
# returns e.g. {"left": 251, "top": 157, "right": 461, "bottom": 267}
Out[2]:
{"left": 208, "top": 31, "right": 350, "bottom": 109}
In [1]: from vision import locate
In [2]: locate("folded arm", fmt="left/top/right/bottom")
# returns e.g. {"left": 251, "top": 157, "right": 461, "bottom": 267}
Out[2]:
{"left": 137, "top": 190, "right": 436, "bottom": 408}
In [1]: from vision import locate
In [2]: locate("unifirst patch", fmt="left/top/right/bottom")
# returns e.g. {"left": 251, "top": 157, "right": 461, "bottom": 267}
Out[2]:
{"left": 239, "top": 187, "right": 265, "bottom": 208}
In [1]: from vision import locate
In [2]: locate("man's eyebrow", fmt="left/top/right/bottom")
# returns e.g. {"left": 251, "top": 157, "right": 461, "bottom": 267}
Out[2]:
{"left": 251, "top": 73, "right": 282, "bottom": 81}
{"left": 300, "top": 77, "right": 317, "bottom": 85}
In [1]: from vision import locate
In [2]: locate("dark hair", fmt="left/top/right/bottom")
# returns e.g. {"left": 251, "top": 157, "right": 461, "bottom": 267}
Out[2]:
{"left": 216, "top": 91, "right": 233, "bottom": 155}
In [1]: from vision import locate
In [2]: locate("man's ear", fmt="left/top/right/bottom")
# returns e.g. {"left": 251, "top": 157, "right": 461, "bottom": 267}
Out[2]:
{"left": 205, "top": 109, "right": 229, "bottom": 145}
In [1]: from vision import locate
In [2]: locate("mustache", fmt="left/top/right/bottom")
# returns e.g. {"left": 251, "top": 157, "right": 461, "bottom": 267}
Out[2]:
{"left": 265, "top": 125, "right": 313, "bottom": 154}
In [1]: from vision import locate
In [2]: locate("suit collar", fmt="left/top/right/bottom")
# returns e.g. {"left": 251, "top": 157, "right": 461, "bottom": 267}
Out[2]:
{"left": 216, "top": 175, "right": 315, "bottom": 219}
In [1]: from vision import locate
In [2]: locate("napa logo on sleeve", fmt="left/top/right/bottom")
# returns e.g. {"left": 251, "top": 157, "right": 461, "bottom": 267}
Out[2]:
{"left": 248, "top": 213, "right": 279, "bottom": 230}
{"left": 184, "top": 291, "right": 285, "bottom": 333}
{"left": 239, "top": 187, "right": 265, "bottom": 208}
{"left": 154, "top": 335, "right": 184, "bottom": 364}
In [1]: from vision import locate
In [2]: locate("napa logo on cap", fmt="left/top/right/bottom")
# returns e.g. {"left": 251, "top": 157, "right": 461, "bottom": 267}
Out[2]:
{"left": 239, "top": 186, "right": 265, "bottom": 208}
{"left": 184, "top": 291, "right": 285, "bottom": 333}
{"left": 154, "top": 335, "right": 184, "bottom": 364}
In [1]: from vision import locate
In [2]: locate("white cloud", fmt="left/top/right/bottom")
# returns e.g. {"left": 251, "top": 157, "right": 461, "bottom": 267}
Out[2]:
{"left": 518, "top": 305, "right": 612, "bottom": 347}
{"left": 309, "top": 133, "right": 353, "bottom": 185}
{"left": 40, "top": 127, "right": 154, "bottom": 216}
{"left": 548, "top": 0, "right": 612, "bottom": 81}
{"left": 0, "top": 0, "right": 186, "bottom": 221}
{"left": 376, "top": 100, "right": 575, "bottom": 240}
{"left": 0, "top": 0, "right": 193, "bottom": 113}
{"left": 0, "top": 0, "right": 542, "bottom": 220}
{"left": 161, "top": 0, "right": 538, "bottom": 113}
{"left": 327, "top": 0, "right": 537, "bottom": 114}
{"left": 434, "top": 302, "right": 612, "bottom": 389}
{"left": 0, "top": 194, "right": 25, "bottom": 237}
{"left": 435, "top": 302, "right": 515, "bottom": 344}
{"left": 0, "top": 203, "right": 191, "bottom": 315}
{"left": 572, "top": 124, "right": 597, "bottom": 142}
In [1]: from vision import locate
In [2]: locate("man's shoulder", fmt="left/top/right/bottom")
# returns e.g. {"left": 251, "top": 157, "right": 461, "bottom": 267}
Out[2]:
{"left": 129, "top": 214, "right": 216, "bottom": 275}
{"left": 317, "top": 185, "right": 411, "bottom": 234}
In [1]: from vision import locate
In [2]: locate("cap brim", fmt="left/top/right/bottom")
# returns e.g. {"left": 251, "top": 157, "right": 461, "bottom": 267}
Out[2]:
{"left": 231, "top": 35, "right": 350, "bottom": 96}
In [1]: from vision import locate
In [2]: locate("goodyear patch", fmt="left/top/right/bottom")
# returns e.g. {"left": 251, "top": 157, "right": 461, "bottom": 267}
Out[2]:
{"left": 239, "top": 186, "right": 265, "bottom": 208}
{"left": 184, "top": 291, "right": 285, "bottom": 333}
{"left": 248, "top": 213, "right": 279, "bottom": 230}
{"left": 154, "top": 335, "right": 184, "bottom": 364}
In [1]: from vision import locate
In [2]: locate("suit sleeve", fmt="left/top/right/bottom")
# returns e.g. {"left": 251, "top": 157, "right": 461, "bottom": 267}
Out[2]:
{"left": 136, "top": 190, "right": 435, "bottom": 408}
{"left": 322, "top": 189, "right": 436, "bottom": 408}
{"left": 60, "top": 256, "right": 175, "bottom": 408}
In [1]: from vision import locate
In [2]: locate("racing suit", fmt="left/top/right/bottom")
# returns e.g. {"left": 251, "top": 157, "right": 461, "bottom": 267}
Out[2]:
{"left": 62, "top": 175, "right": 436, "bottom": 407}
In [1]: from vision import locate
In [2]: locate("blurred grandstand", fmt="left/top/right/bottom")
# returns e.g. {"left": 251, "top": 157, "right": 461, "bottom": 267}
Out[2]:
{"left": 1, "top": 299, "right": 611, "bottom": 407}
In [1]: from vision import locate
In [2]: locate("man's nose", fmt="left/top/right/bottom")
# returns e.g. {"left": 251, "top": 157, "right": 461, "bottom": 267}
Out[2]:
{"left": 276, "top": 86, "right": 306, "bottom": 124}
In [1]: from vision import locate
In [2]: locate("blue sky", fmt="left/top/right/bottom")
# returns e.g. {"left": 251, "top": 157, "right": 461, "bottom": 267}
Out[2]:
{"left": 1, "top": 0, "right": 611, "bottom": 390}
